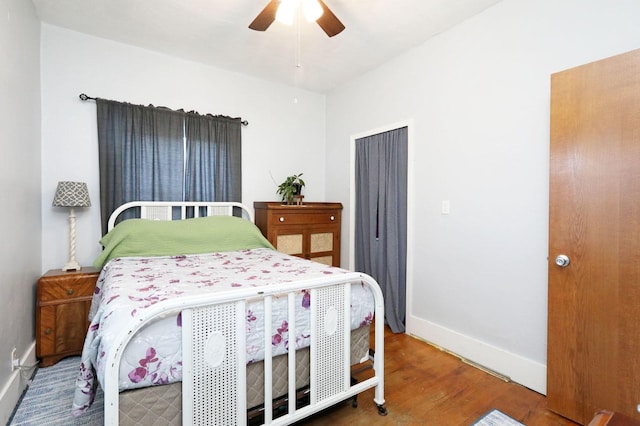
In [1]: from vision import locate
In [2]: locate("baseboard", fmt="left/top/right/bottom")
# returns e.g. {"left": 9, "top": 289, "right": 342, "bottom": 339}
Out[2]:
{"left": 0, "top": 341, "right": 37, "bottom": 425}
{"left": 406, "top": 314, "right": 547, "bottom": 395}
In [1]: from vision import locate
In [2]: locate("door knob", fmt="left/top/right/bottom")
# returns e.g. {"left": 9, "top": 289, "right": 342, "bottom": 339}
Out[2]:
{"left": 555, "top": 254, "right": 570, "bottom": 268}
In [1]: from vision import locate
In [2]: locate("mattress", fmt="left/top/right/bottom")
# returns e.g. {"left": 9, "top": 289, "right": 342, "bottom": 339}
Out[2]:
{"left": 73, "top": 248, "right": 375, "bottom": 416}
{"left": 117, "top": 325, "right": 370, "bottom": 425}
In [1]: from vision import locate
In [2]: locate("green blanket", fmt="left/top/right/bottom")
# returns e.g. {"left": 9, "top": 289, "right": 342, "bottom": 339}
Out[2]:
{"left": 94, "top": 215, "right": 274, "bottom": 268}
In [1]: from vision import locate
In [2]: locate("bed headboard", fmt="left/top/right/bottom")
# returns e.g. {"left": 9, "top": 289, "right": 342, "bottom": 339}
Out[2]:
{"left": 107, "top": 201, "right": 253, "bottom": 231}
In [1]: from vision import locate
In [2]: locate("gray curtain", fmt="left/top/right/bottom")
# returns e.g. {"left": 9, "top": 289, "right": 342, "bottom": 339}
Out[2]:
{"left": 184, "top": 112, "right": 242, "bottom": 202}
{"left": 355, "top": 126, "right": 408, "bottom": 333}
{"left": 97, "top": 99, "right": 184, "bottom": 235}
{"left": 97, "top": 100, "right": 242, "bottom": 233}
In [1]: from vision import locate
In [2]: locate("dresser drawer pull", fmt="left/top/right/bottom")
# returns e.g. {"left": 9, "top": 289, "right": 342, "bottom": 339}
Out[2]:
{"left": 44, "top": 328, "right": 52, "bottom": 335}
{"left": 66, "top": 288, "right": 74, "bottom": 296}
{"left": 330, "top": 216, "right": 335, "bottom": 221}
{"left": 279, "top": 217, "right": 285, "bottom": 222}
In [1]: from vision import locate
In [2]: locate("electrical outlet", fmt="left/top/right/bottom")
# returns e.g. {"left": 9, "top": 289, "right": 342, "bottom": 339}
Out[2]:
{"left": 11, "top": 347, "right": 19, "bottom": 371}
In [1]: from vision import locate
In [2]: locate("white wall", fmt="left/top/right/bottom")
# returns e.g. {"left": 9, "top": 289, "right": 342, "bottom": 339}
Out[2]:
{"left": 326, "top": 0, "right": 640, "bottom": 394}
{"left": 0, "top": 0, "right": 41, "bottom": 422}
{"left": 40, "top": 25, "right": 327, "bottom": 272}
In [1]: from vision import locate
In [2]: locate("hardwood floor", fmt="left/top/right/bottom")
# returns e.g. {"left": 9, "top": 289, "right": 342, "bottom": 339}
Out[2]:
{"left": 299, "top": 326, "right": 578, "bottom": 426}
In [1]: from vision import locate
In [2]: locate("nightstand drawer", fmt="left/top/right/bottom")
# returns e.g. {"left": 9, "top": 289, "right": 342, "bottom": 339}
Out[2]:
{"left": 38, "top": 302, "right": 91, "bottom": 357}
{"left": 39, "top": 278, "right": 95, "bottom": 301}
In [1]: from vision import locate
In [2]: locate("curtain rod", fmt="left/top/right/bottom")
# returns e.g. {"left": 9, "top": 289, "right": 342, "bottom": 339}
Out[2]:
{"left": 78, "top": 93, "right": 249, "bottom": 126}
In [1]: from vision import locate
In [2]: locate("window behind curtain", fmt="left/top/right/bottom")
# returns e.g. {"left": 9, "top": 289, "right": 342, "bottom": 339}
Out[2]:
{"left": 96, "top": 99, "right": 242, "bottom": 235}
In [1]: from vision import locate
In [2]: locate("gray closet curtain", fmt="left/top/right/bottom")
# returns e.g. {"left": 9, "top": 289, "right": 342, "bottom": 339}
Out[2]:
{"left": 97, "top": 99, "right": 184, "bottom": 235}
{"left": 184, "top": 112, "right": 242, "bottom": 202}
{"left": 355, "top": 127, "right": 408, "bottom": 333}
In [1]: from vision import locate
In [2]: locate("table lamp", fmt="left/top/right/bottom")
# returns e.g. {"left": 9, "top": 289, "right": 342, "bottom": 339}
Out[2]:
{"left": 52, "top": 181, "right": 91, "bottom": 271}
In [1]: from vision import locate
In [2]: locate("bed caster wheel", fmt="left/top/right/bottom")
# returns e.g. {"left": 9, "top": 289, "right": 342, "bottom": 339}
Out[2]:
{"left": 376, "top": 403, "right": 388, "bottom": 416}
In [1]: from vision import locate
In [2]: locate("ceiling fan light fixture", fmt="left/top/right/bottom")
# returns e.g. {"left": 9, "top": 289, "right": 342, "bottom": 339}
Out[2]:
{"left": 275, "top": 0, "right": 297, "bottom": 25}
{"left": 302, "top": 0, "right": 323, "bottom": 22}
{"left": 250, "top": 0, "right": 343, "bottom": 37}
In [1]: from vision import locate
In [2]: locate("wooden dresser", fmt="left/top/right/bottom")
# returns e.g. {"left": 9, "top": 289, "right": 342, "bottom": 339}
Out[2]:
{"left": 36, "top": 267, "right": 100, "bottom": 367}
{"left": 254, "top": 202, "right": 342, "bottom": 267}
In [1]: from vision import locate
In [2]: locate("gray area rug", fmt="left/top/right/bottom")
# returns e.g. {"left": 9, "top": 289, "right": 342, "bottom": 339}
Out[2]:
{"left": 471, "top": 408, "right": 525, "bottom": 426}
{"left": 9, "top": 357, "right": 103, "bottom": 425}
{"left": 10, "top": 357, "right": 525, "bottom": 426}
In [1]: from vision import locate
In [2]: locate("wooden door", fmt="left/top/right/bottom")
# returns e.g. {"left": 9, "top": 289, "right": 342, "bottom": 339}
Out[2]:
{"left": 548, "top": 49, "right": 640, "bottom": 424}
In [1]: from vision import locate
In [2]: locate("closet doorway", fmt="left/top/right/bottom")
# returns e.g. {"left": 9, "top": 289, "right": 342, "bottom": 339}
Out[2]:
{"left": 349, "top": 122, "right": 413, "bottom": 334}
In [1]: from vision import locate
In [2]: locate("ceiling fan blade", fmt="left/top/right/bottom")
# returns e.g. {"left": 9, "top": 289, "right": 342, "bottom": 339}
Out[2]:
{"left": 316, "top": 0, "right": 345, "bottom": 37}
{"left": 249, "top": 0, "right": 279, "bottom": 32}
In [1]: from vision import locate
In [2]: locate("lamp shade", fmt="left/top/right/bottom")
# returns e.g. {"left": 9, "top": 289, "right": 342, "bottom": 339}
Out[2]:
{"left": 52, "top": 181, "right": 91, "bottom": 208}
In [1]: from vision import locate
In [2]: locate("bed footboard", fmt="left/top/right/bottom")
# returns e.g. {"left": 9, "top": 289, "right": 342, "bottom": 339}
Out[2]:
{"left": 102, "top": 272, "right": 385, "bottom": 425}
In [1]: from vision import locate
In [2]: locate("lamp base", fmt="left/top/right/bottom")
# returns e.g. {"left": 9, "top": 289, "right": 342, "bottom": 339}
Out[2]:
{"left": 62, "top": 260, "right": 82, "bottom": 272}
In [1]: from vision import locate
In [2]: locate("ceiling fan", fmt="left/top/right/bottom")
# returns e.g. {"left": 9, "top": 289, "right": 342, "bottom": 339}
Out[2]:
{"left": 249, "top": 0, "right": 345, "bottom": 37}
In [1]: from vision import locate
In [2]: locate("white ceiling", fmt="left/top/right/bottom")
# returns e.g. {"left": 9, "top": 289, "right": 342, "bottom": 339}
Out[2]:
{"left": 32, "top": 0, "right": 502, "bottom": 93}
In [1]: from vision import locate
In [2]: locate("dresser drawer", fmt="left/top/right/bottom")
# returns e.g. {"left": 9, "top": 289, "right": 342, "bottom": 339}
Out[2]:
{"left": 269, "top": 211, "right": 340, "bottom": 226}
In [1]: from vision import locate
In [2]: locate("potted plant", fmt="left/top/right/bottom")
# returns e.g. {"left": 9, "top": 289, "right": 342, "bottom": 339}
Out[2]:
{"left": 276, "top": 173, "right": 306, "bottom": 205}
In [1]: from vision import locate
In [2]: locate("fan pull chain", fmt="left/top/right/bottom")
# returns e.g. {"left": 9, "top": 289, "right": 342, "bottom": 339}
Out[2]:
{"left": 293, "top": 7, "right": 302, "bottom": 103}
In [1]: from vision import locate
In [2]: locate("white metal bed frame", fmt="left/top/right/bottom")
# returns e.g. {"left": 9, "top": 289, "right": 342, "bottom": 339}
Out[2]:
{"left": 107, "top": 200, "right": 253, "bottom": 230}
{"left": 100, "top": 201, "right": 387, "bottom": 425}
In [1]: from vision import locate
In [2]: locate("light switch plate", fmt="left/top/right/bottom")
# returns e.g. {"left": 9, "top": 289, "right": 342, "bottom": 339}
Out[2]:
{"left": 441, "top": 200, "right": 450, "bottom": 215}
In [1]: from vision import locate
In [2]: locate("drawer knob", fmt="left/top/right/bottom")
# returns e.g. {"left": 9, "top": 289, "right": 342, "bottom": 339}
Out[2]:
{"left": 330, "top": 216, "right": 335, "bottom": 221}
{"left": 66, "top": 288, "right": 74, "bottom": 296}
{"left": 44, "top": 328, "right": 52, "bottom": 335}
{"left": 279, "top": 217, "right": 285, "bottom": 222}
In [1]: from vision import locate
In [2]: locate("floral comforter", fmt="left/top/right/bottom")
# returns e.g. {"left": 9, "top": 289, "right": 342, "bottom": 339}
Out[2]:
{"left": 72, "top": 248, "right": 374, "bottom": 415}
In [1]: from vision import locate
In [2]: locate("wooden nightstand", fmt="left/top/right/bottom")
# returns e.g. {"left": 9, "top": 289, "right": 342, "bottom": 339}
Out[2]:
{"left": 36, "top": 267, "right": 100, "bottom": 367}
